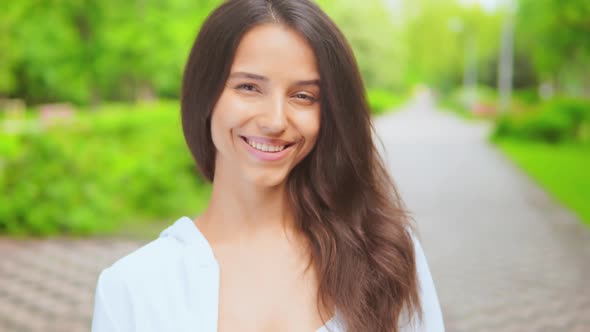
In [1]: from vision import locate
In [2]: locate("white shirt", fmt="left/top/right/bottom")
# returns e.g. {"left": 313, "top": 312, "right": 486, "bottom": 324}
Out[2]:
{"left": 91, "top": 216, "right": 444, "bottom": 331}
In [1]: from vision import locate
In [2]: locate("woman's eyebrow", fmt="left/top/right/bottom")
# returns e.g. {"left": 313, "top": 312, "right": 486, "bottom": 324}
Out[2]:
{"left": 229, "top": 72, "right": 320, "bottom": 86}
{"left": 293, "top": 79, "right": 320, "bottom": 87}
{"left": 229, "top": 72, "right": 268, "bottom": 81}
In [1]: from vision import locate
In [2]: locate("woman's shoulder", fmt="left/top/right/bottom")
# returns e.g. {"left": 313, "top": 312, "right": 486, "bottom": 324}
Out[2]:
{"left": 96, "top": 216, "right": 216, "bottom": 294}
{"left": 92, "top": 217, "right": 217, "bottom": 331}
{"left": 102, "top": 235, "right": 181, "bottom": 282}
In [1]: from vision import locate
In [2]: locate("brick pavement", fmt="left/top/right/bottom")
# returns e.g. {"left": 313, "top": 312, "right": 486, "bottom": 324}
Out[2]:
{"left": 376, "top": 94, "right": 590, "bottom": 331}
{"left": 0, "top": 238, "right": 142, "bottom": 332}
{"left": 1, "top": 94, "right": 589, "bottom": 331}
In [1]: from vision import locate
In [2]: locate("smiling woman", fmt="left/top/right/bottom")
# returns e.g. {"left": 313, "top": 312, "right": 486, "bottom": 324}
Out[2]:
{"left": 91, "top": 1, "right": 444, "bottom": 332}
{"left": 210, "top": 23, "right": 321, "bottom": 188}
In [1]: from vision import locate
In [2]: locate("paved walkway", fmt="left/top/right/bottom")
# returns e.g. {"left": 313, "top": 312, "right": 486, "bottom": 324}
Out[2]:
{"left": 1, "top": 94, "right": 589, "bottom": 331}
{"left": 376, "top": 93, "right": 590, "bottom": 331}
{"left": 0, "top": 238, "right": 142, "bottom": 332}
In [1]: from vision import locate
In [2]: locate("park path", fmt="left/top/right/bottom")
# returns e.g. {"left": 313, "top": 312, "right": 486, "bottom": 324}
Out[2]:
{"left": 1, "top": 93, "right": 589, "bottom": 331}
{"left": 375, "top": 93, "right": 590, "bottom": 331}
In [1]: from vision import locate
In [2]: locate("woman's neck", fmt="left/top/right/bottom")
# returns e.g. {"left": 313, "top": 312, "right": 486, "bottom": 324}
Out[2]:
{"left": 195, "top": 165, "right": 299, "bottom": 245}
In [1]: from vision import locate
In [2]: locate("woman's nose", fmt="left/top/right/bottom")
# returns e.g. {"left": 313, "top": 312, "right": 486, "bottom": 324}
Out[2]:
{"left": 257, "top": 96, "right": 287, "bottom": 136}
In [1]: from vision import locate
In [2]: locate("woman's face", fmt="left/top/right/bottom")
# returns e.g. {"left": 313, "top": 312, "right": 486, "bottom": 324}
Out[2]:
{"left": 210, "top": 24, "right": 321, "bottom": 188}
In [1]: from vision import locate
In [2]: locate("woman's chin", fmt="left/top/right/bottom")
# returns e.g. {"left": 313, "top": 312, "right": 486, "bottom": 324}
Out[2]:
{"left": 243, "top": 167, "right": 289, "bottom": 189}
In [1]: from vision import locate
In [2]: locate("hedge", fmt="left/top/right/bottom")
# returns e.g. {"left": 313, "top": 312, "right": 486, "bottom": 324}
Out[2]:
{"left": 493, "top": 98, "right": 590, "bottom": 144}
{"left": 0, "top": 101, "right": 210, "bottom": 236}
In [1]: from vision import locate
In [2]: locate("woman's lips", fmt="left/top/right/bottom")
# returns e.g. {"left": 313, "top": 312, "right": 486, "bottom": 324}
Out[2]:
{"left": 239, "top": 135, "right": 295, "bottom": 146}
{"left": 239, "top": 136, "right": 295, "bottom": 162}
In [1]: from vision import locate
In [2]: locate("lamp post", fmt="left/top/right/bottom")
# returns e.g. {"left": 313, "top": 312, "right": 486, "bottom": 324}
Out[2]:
{"left": 497, "top": 0, "right": 516, "bottom": 113}
{"left": 448, "top": 17, "right": 478, "bottom": 110}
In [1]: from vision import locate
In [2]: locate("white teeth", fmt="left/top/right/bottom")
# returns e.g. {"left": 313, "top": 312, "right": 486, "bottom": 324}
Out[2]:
{"left": 246, "top": 139, "right": 286, "bottom": 152}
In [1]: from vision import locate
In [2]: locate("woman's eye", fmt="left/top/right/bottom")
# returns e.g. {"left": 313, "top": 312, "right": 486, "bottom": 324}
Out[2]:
{"left": 236, "top": 83, "right": 258, "bottom": 92}
{"left": 294, "top": 93, "right": 316, "bottom": 102}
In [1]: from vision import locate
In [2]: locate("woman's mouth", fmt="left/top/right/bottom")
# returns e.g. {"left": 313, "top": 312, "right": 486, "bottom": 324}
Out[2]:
{"left": 239, "top": 136, "right": 296, "bottom": 161}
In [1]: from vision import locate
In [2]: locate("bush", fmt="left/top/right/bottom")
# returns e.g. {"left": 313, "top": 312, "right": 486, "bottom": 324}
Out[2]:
{"left": 492, "top": 98, "right": 590, "bottom": 144}
{"left": 439, "top": 86, "right": 499, "bottom": 119}
{"left": 513, "top": 88, "right": 540, "bottom": 104}
{"left": 0, "top": 101, "right": 210, "bottom": 236}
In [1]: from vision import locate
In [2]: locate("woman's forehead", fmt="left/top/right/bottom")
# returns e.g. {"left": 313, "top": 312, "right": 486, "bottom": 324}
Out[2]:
{"left": 230, "top": 24, "right": 320, "bottom": 82}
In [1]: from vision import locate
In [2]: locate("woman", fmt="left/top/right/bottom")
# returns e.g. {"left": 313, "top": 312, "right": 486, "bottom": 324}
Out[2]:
{"left": 91, "top": 0, "right": 444, "bottom": 331}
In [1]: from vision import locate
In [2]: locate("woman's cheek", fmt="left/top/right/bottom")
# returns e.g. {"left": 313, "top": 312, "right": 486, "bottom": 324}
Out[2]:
{"left": 304, "top": 109, "right": 321, "bottom": 139}
{"left": 297, "top": 110, "right": 321, "bottom": 154}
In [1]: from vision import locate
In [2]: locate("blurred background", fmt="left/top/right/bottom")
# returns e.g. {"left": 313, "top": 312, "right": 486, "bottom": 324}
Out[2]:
{"left": 0, "top": 0, "right": 589, "bottom": 331}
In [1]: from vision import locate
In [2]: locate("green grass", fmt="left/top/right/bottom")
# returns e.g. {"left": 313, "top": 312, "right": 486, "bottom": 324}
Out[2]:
{"left": 495, "top": 139, "right": 590, "bottom": 226}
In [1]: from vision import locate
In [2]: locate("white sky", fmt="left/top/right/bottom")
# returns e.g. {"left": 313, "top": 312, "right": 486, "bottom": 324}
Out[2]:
{"left": 459, "top": 0, "right": 500, "bottom": 11}
{"left": 385, "top": 0, "right": 501, "bottom": 12}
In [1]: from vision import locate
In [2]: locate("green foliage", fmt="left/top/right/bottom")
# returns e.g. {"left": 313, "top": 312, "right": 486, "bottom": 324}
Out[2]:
{"left": 367, "top": 89, "right": 406, "bottom": 115}
{"left": 497, "top": 140, "right": 590, "bottom": 226}
{"left": 401, "top": 0, "right": 502, "bottom": 89}
{"left": 516, "top": 0, "right": 590, "bottom": 94}
{"left": 0, "top": 101, "right": 210, "bottom": 236}
{"left": 2, "top": 0, "right": 221, "bottom": 104}
{"left": 318, "top": 0, "right": 407, "bottom": 92}
{"left": 493, "top": 98, "right": 590, "bottom": 143}
{"left": 512, "top": 88, "right": 540, "bottom": 104}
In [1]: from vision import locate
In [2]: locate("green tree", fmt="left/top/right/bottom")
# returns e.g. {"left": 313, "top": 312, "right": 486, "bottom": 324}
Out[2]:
{"left": 1, "top": 0, "right": 221, "bottom": 106}
{"left": 400, "top": 0, "right": 502, "bottom": 91}
{"left": 4, "top": 1, "right": 101, "bottom": 104}
{"left": 516, "top": 0, "right": 590, "bottom": 96}
{"left": 318, "top": 0, "right": 409, "bottom": 92}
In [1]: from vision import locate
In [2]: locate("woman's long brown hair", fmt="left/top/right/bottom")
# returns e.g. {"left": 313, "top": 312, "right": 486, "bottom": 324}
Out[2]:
{"left": 181, "top": 1, "right": 421, "bottom": 331}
